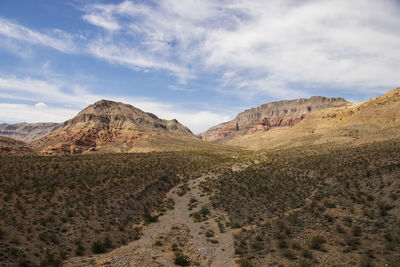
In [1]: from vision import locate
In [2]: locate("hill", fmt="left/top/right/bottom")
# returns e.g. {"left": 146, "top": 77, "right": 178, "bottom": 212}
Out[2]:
{"left": 0, "top": 122, "right": 60, "bottom": 142}
{"left": 0, "top": 136, "right": 32, "bottom": 155}
{"left": 199, "top": 96, "right": 350, "bottom": 141}
{"left": 31, "top": 100, "right": 210, "bottom": 154}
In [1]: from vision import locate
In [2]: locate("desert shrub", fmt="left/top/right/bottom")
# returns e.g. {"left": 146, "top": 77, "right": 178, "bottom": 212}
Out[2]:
{"left": 292, "top": 242, "right": 302, "bottom": 250}
{"left": 174, "top": 252, "right": 190, "bottom": 266}
{"left": 75, "top": 244, "right": 85, "bottom": 256}
{"left": 301, "top": 249, "right": 313, "bottom": 259}
{"left": 359, "top": 254, "right": 374, "bottom": 267}
{"left": 352, "top": 226, "right": 362, "bottom": 237}
{"left": 39, "top": 253, "right": 61, "bottom": 267}
{"left": 171, "top": 242, "right": 179, "bottom": 251}
{"left": 91, "top": 240, "right": 106, "bottom": 254}
{"left": 324, "top": 200, "right": 336, "bottom": 208}
{"left": 336, "top": 224, "right": 346, "bottom": 234}
{"left": 310, "top": 236, "right": 326, "bottom": 251}
{"left": 282, "top": 248, "right": 296, "bottom": 260}
{"left": 205, "top": 229, "right": 215, "bottom": 238}
{"left": 191, "top": 211, "right": 202, "bottom": 222}
{"left": 345, "top": 236, "right": 361, "bottom": 250}
{"left": 103, "top": 235, "right": 113, "bottom": 249}
{"left": 218, "top": 222, "right": 226, "bottom": 233}
{"left": 238, "top": 257, "right": 253, "bottom": 267}
{"left": 144, "top": 211, "right": 159, "bottom": 223}
{"left": 154, "top": 240, "right": 163, "bottom": 246}
{"left": 200, "top": 205, "right": 211, "bottom": 216}
{"left": 278, "top": 239, "right": 289, "bottom": 249}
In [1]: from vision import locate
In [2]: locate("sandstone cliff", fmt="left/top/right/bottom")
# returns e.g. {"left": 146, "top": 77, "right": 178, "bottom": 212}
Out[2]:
{"left": 0, "top": 122, "right": 60, "bottom": 142}
{"left": 200, "top": 96, "right": 350, "bottom": 141}
{"left": 222, "top": 87, "right": 400, "bottom": 150}
{"left": 31, "top": 100, "right": 197, "bottom": 154}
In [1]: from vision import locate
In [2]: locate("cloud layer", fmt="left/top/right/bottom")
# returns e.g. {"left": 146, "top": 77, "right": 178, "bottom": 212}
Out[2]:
{"left": 80, "top": 0, "right": 400, "bottom": 97}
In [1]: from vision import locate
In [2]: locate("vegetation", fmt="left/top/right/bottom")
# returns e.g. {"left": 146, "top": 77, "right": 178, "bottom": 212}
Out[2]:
{"left": 1, "top": 131, "right": 400, "bottom": 266}
{"left": 202, "top": 138, "right": 400, "bottom": 265}
{"left": 0, "top": 151, "right": 231, "bottom": 265}
{"left": 173, "top": 252, "right": 191, "bottom": 266}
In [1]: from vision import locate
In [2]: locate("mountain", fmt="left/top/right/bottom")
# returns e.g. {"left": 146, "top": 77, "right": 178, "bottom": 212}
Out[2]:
{"left": 0, "top": 136, "right": 32, "bottom": 155}
{"left": 31, "top": 100, "right": 200, "bottom": 154}
{"left": 0, "top": 122, "right": 60, "bottom": 142}
{"left": 200, "top": 96, "right": 350, "bottom": 141}
{"left": 222, "top": 87, "right": 400, "bottom": 149}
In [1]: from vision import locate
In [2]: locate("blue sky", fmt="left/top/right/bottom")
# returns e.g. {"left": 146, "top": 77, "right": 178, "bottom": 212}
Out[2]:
{"left": 0, "top": 0, "right": 399, "bottom": 133}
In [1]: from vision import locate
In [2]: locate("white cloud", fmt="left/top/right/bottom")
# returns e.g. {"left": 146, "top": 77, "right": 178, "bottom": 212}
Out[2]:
{"left": 0, "top": 76, "right": 100, "bottom": 106}
{"left": 0, "top": 17, "right": 76, "bottom": 53}
{"left": 87, "top": 39, "right": 192, "bottom": 82}
{"left": 80, "top": 0, "right": 400, "bottom": 96}
{"left": 82, "top": 13, "right": 120, "bottom": 31}
{"left": 34, "top": 102, "right": 47, "bottom": 108}
{"left": 0, "top": 103, "right": 79, "bottom": 123}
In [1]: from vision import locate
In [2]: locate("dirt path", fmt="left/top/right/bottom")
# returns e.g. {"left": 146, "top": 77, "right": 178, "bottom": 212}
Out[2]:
{"left": 64, "top": 175, "right": 235, "bottom": 267}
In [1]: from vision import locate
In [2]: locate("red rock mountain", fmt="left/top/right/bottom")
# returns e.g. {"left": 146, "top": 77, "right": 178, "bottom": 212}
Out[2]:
{"left": 31, "top": 100, "right": 196, "bottom": 154}
{"left": 199, "top": 96, "right": 350, "bottom": 141}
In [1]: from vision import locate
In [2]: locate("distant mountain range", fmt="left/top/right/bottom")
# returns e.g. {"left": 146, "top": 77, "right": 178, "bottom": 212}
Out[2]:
{"left": 1, "top": 88, "right": 399, "bottom": 154}
{"left": 0, "top": 122, "right": 60, "bottom": 142}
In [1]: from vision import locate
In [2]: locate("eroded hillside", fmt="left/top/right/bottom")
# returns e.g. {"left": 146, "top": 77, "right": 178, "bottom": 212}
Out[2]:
{"left": 201, "top": 139, "right": 400, "bottom": 266}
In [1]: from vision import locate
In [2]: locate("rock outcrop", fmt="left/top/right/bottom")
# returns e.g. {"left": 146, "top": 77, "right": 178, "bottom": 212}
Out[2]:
{"left": 200, "top": 96, "right": 350, "bottom": 141}
{"left": 0, "top": 122, "right": 60, "bottom": 142}
{"left": 31, "top": 100, "right": 196, "bottom": 154}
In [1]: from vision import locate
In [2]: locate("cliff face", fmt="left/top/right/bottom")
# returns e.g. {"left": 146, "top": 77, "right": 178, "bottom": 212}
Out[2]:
{"left": 0, "top": 122, "right": 60, "bottom": 142}
{"left": 199, "top": 96, "right": 350, "bottom": 141}
{"left": 220, "top": 87, "right": 400, "bottom": 150}
{"left": 31, "top": 100, "right": 196, "bottom": 154}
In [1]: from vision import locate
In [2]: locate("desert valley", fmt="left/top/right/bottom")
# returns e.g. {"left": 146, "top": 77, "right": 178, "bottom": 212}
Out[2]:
{"left": 1, "top": 1, "right": 400, "bottom": 266}
{"left": 0, "top": 88, "right": 399, "bottom": 266}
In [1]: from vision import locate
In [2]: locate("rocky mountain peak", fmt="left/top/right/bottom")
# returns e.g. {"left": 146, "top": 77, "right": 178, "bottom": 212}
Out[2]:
{"left": 32, "top": 100, "right": 195, "bottom": 154}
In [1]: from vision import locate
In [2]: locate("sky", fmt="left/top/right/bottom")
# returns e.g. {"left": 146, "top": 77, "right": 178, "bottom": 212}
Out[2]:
{"left": 0, "top": 0, "right": 399, "bottom": 134}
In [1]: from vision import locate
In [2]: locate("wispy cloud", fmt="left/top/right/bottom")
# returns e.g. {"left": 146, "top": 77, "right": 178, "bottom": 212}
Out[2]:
{"left": 87, "top": 39, "right": 192, "bottom": 82}
{"left": 0, "top": 76, "right": 98, "bottom": 106}
{"left": 0, "top": 103, "right": 79, "bottom": 123}
{"left": 3, "top": 1, "right": 399, "bottom": 98}
{"left": 80, "top": 0, "right": 400, "bottom": 97}
{"left": 0, "top": 17, "right": 76, "bottom": 53}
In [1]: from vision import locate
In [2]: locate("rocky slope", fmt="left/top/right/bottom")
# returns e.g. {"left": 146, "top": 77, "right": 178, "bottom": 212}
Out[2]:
{"left": 224, "top": 87, "right": 400, "bottom": 149}
{"left": 199, "top": 96, "right": 350, "bottom": 141}
{"left": 0, "top": 136, "right": 32, "bottom": 155}
{"left": 0, "top": 122, "right": 60, "bottom": 142}
{"left": 31, "top": 100, "right": 197, "bottom": 154}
